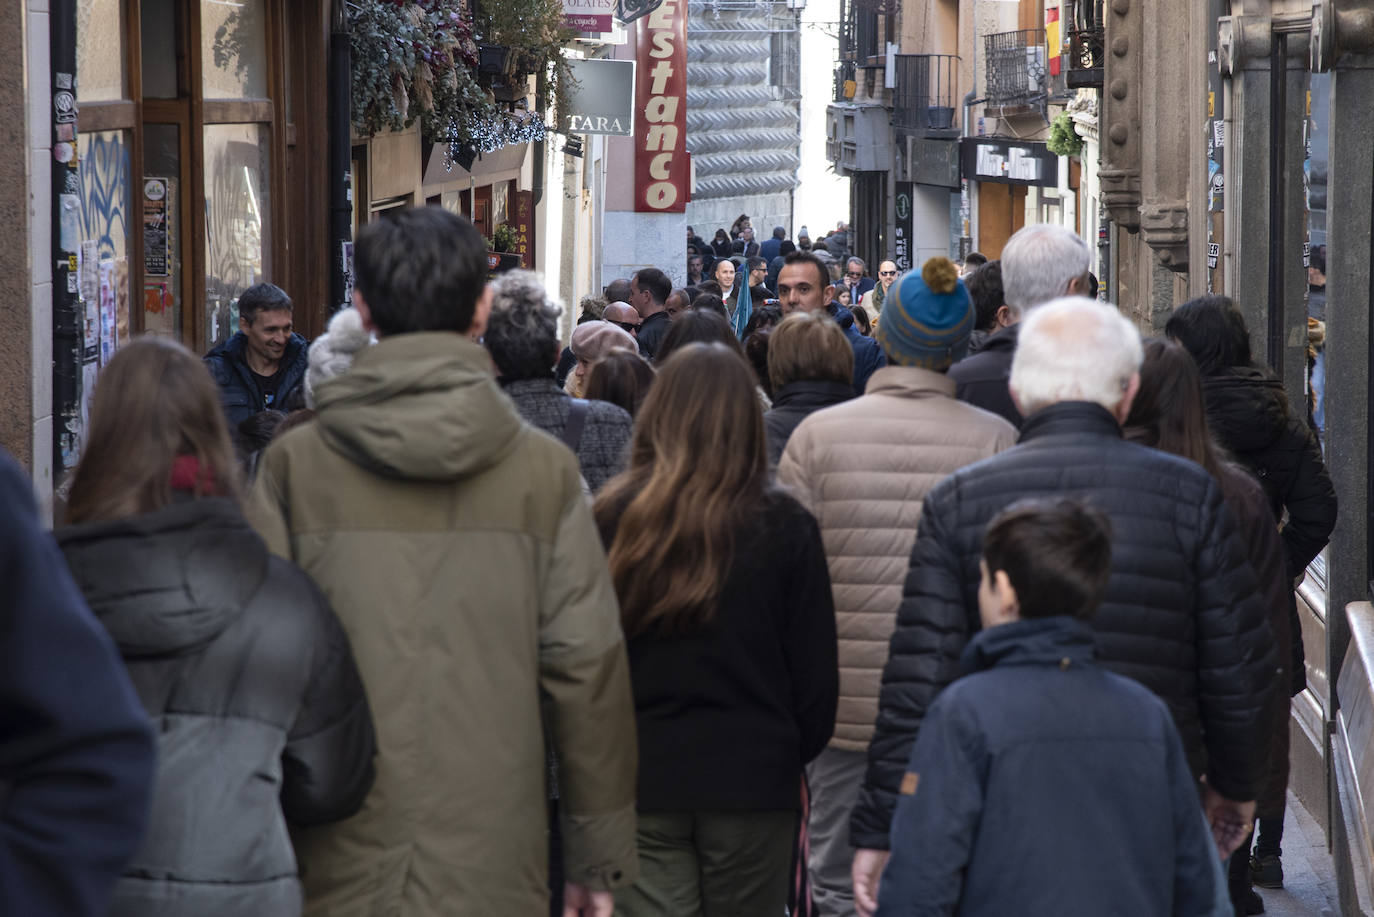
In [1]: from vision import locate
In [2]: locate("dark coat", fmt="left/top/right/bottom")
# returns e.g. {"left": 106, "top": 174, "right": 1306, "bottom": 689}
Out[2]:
{"left": 637, "top": 310, "right": 672, "bottom": 362}
{"left": 876, "top": 617, "right": 1220, "bottom": 917}
{"left": 827, "top": 302, "right": 887, "bottom": 394}
{"left": 58, "top": 498, "right": 376, "bottom": 917}
{"left": 0, "top": 453, "right": 155, "bottom": 917}
{"left": 1201, "top": 366, "right": 1337, "bottom": 580}
{"left": 204, "top": 331, "right": 311, "bottom": 429}
{"left": 850, "top": 402, "right": 1277, "bottom": 849}
{"left": 759, "top": 236, "right": 783, "bottom": 262}
{"left": 763, "top": 379, "right": 855, "bottom": 465}
{"left": 598, "top": 491, "right": 839, "bottom": 812}
{"left": 502, "top": 377, "right": 632, "bottom": 492}
{"left": 947, "top": 322, "right": 1021, "bottom": 428}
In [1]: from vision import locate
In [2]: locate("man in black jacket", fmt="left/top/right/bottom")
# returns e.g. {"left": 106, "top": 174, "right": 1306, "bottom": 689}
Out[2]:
{"left": 850, "top": 297, "right": 1277, "bottom": 917}
{"left": 203, "top": 283, "right": 309, "bottom": 428}
{"left": 948, "top": 225, "right": 1094, "bottom": 428}
{"left": 629, "top": 267, "right": 673, "bottom": 361}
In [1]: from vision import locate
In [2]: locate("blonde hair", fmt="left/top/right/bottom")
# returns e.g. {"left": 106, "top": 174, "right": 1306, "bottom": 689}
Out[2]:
{"left": 767, "top": 311, "right": 854, "bottom": 392}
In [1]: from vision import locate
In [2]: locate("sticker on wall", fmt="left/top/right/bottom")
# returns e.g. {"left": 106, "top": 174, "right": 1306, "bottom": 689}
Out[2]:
{"left": 144, "top": 178, "right": 169, "bottom": 276}
{"left": 54, "top": 89, "right": 77, "bottom": 124}
{"left": 54, "top": 142, "right": 75, "bottom": 163}
{"left": 59, "top": 194, "right": 81, "bottom": 252}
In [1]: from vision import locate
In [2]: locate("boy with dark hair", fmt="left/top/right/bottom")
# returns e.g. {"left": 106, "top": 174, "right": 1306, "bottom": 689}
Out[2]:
{"left": 875, "top": 498, "right": 1223, "bottom": 917}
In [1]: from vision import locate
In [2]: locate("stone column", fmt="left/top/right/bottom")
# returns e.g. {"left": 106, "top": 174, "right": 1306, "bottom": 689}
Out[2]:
{"left": 1323, "top": 50, "right": 1374, "bottom": 716}
{"left": 0, "top": 0, "right": 33, "bottom": 471}
{"left": 1223, "top": 35, "right": 1273, "bottom": 345}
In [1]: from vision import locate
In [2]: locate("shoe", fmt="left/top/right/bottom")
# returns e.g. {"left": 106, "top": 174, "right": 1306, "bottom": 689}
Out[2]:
{"left": 1250, "top": 853, "right": 1284, "bottom": 889}
{"left": 1232, "top": 886, "right": 1265, "bottom": 916}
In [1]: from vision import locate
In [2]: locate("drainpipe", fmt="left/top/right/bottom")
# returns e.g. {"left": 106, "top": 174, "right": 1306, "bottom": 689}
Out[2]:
{"left": 959, "top": 87, "right": 978, "bottom": 257}
{"left": 328, "top": 0, "right": 353, "bottom": 313}
{"left": 51, "top": 0, "right": 80, "bottom": 485}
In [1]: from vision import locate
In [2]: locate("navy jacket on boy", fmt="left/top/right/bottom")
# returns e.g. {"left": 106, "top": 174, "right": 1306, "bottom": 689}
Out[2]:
{"left": 876, "top": 617, "right": 1219, "bottom": 917}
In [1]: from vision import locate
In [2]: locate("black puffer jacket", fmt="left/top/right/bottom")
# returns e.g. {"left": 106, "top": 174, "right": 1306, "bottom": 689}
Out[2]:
{"left": 1201, "top": 366, "right": 1337, "bottom": 580}
{"left": 948, "top": 322, "right": 1022, "bottom": 428}
{"left": 763, "top": 379, "right": 855, "bottom": 465}
{"left": 850, "top": 402, "right": 1277, "bottom": 849}
{"left": 58, "top": 498, "right": 376, "bottom": 917}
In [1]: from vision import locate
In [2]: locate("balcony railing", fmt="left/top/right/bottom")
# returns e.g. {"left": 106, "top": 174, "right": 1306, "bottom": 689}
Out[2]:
{"left": 984, "top": 29, "right": 1048, "bottom": 112}
{"left": 893, "top": 54, "right": 960, "bottom": 135}
{"left": 1066, "top": 24, "right": 1105, "bottom": 88}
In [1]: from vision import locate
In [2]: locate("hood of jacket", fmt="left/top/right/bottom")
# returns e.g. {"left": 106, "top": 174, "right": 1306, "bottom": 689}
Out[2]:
{"left": 864, "top": 364, "right": 956, "bottom": 400}
{"left": 57, "top": 498, "right": 268, "bottom": 657}
{"left": 312, "top": 332, "right": 524, "bottom": 482}
{"left": 1201, "top": 365, "right": 1290, "bottom": 454}
{"left": 960, "top": 616, "right": 1097, "bottom": 675}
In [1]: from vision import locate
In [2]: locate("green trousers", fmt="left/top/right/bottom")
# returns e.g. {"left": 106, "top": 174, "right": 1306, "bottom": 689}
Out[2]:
{"left": 615, "top": 810, "right": 798, "bottom": 917}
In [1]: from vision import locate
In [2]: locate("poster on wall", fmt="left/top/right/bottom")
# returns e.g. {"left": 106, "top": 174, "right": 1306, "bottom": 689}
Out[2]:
{"left": 144, "top": 178, "right": 169, "bottom": 276}
{"left": 633, "top": 0, "right": 688, "bottom": 213}
{"left": 563, "top": 0, "right": 615, "bottom": 32}
{"left": 99, "top": 260, "right": 117, "bottom": 365}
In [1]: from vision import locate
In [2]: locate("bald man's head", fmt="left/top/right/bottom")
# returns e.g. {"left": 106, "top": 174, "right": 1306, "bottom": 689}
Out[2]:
{"left": 603, "top": 301, "right": 642, "bottom": 335}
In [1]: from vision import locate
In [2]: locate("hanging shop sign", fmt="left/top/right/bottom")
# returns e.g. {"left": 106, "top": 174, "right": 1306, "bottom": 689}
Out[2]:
{"left": 633, "top": 0, "right": 688, "bottom": 212}
{"left": 894, "top": 183, "right": 914, "bottom": 272}
{"left": 564, "top": 0, "right": 615, "bottom": 33}
{"left": 560, "top": 59, "right": 634, "bottom": 135}
{"left": 959, "top": 138, "right": 1059, "bottom": 188}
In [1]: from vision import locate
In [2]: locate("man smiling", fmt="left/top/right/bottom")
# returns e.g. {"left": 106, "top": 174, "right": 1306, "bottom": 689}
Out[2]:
{"left": 203, "top": 283, "right": 309, "bottom": 427}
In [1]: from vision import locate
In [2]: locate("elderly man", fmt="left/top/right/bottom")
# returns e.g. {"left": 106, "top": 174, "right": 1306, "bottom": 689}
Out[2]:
{"left": 849, "top": 297, "right": 1277, "bottom": 916}
{"left": 948, "top": 224, "right": 1094, "bottom": 427}
{"left": 841, "top": 257, "right": 875, "bottom": 304}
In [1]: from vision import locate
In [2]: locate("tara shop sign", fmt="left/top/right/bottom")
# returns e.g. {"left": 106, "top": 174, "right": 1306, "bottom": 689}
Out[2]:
{"left": 633, "top": 0, "right": 688, "bottom": 212}
{"left": 563, "top": 0, "right": 614, "bottom": 32}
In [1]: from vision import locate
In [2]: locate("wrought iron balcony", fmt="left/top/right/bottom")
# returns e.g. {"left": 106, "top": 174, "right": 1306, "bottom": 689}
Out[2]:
{"left": 1067, "top": 25, "right": 1105, "bottom": 88}
{"left": 984, "top": 29, "right": 1048, "bottom": 114}
{"left": 892, "top": 54, "right": 960, "bottom": 135}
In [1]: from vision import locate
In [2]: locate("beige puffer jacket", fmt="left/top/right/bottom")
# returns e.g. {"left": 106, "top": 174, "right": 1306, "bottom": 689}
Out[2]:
{"left": 777, "top": 366, "right": 1016, "bottom": 753}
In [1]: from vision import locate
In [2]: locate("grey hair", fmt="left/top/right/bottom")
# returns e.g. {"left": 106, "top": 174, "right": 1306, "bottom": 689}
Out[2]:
{"left": 1000, "top": 224, "right": 1093, "bottom": 316}
{"left": 846, "top": 256, "right": 866, "bottom": 271}
{"left": 305, "top": 307, "right": 374, "bottom": 409}
{"left": 1010, "top": 296, "right": 1143, "bottom": 416}
{"left": 485, "top": 270, "right": 564, "bottom": 380}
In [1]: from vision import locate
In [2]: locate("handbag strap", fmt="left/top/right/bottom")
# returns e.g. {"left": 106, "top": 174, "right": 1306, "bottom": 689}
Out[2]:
{"left": 561, "top": 398, "right": 590, "bottom": 454}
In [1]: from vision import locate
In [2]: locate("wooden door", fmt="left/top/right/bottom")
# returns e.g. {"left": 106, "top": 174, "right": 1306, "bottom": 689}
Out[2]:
{"left": 977, "top": 183, "right": 1027, "bottom": 258}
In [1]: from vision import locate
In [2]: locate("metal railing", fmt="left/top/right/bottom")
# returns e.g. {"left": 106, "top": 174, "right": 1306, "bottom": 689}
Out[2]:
{"left": 984, "top": 29, "right": 1048, "bottom": 111}
{"left": 1067, "top": 24, "right": 1105, "bottom": 88}
{"left": 893, "top": 54, "right": 960, "bottom": 134}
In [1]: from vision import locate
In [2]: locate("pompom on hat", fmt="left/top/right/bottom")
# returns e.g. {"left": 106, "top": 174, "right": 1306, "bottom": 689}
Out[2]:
{"left": 874, "top": 256, "right": 975, "bottom": 370}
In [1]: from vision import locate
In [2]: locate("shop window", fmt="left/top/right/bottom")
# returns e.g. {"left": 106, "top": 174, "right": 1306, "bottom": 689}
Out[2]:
{"left": 201, "top": 0, "right": 270, "bottom": 99}
{"left": 204, "top": 123, "right": 272, "bottom": 343}
{"left": 76, "top": 0, "right": 125, "bottom": 102}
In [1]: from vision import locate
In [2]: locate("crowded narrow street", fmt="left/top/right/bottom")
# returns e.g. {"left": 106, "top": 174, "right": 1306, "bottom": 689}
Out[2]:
{"left": 1, "top": 1, "right": 1373, "bottom": 916}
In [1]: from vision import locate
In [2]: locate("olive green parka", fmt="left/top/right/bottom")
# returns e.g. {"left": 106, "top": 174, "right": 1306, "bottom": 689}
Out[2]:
{"left": 245, "top": 332, "right": 638, "bottom": 916}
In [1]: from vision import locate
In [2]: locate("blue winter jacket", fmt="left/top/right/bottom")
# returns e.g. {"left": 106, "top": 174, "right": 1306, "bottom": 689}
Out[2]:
{"left": 876, "top": 616, "right": 1221, "bottom": 917}
{"left": 0, "top": 452, "right": 156, "bottom": 915}
{"left": 826, "top": 302, "right": 886, "bottom": 395}
{"left": 204, "top": 331, "right": 310, "bottom": 428}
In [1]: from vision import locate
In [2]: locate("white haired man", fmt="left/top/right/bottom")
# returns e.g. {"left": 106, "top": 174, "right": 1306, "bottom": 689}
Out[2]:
{"left": 849, "top": 298, "right": 1277, "bottom": 916}
{"left": 948, "top": 224, "right": 1094, "bottom": 427}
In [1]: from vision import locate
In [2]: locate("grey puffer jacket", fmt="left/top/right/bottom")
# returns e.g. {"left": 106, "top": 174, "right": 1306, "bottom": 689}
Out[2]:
{"left": 502, "top": 377, "right": 633, "bottom": 492}
{"left": 57, "top": 498, "right": 376, "bottom": 917}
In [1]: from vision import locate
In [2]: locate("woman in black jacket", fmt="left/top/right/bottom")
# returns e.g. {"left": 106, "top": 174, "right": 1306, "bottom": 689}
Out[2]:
{"left": 57, "top": 337, "right": 376, "bottom": 917}
{"left": 763, "top": 310, "right": 856, "bottom": 465}
{"left": 594, "top": 343, "right": 839, "bottom": 916}
{"left": 1167, "top": 296, "right": 1336, "bottom": 897}
{"left": 1124, "top": 339, "right": 1292, "bottom": 916}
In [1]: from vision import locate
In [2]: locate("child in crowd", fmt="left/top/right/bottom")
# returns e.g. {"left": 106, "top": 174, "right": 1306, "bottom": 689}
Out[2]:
{"left": 876, "top": 497, "right": 1224, "bottom": 917}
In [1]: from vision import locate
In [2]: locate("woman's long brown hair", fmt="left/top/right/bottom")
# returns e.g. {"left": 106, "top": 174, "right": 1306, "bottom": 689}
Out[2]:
{"left": 594, "top": 343, "right": 769, "bottom": 639}
{"left": 1123, "top": 337, "right": 1227, "bottom": 477}
{"left": 66, "top": 336, "right": 241, "bottom": 524}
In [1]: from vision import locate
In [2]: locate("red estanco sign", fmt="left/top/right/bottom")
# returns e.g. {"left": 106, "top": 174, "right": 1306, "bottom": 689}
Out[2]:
{"left": 634, "top": 0, "right": 688, "bottom": 213}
